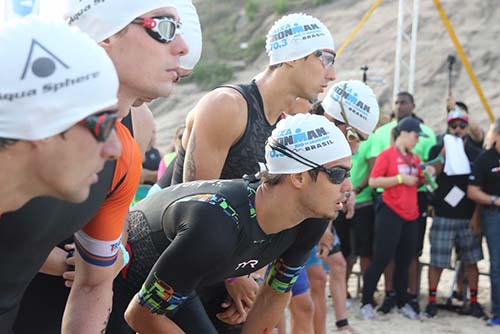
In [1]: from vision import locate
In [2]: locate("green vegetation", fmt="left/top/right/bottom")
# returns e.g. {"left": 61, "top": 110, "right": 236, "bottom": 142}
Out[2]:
{"left": 191, "top": 61, "right": 234, "bottom": 90}
{"left": 245, "top": 36, "right": 266, "bottom": 63}
{"left": 273, "top": 0, "right": 288, "bottom": 15}
{"left": 245, "top": 0, "right": 260, "bottom": 21}
{"left": 312, "top": 0, "right": 332, "bottom": 5}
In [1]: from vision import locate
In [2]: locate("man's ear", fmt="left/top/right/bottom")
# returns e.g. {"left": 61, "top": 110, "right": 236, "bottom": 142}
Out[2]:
{"left": 99, "top": 38, "right": 112, "bottom": 51}
{"left": 289, "top": 171, "right": 308, "bottom": 189}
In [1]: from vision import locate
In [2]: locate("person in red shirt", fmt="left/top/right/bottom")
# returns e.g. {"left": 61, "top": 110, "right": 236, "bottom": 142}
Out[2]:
{"left": 360, "top": 116, "right": 428, "bottom": 320}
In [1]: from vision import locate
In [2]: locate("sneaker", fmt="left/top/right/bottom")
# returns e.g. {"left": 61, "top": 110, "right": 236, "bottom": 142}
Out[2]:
{"left": 424, "top": 302, "right": 438, "bottom": 318}
{"left": 467, "top": 302, "right": 486, "bottom": 318}
{"left": 487, "top": 317, "right": 500, "bottom": 326}
{"left": 360, "top": 304, "right": 379, "bottom": 320}
{"left": 346, "top": 297, "right": 354, "bottom": 310}
{"left": 408, "top": 297, "right": 421, "bottom": 314}
{"left": 377, "top": 293, "right": 396, "bottom": 314}
{"left": 398, "top": 303, "right": 421, "bottom": 320}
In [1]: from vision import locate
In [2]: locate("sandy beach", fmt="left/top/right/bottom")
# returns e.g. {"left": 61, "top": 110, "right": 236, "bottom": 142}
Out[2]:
{"left": 313, "top": 218, "right": 497, "bottom": 334}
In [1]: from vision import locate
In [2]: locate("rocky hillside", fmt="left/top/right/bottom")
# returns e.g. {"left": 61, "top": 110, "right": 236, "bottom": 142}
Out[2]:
{"left": 151, "top": 0, "right": 499, "bottom": 149}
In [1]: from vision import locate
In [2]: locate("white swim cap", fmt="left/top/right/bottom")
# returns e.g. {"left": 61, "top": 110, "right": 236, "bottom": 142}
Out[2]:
{"left": 45, "top": 0, "right": 179, "bottom": 43}
{"left": 321, "top": 80, "right": 380, "bottom": 135}
{"left": 265, "top": 114, "right": 351, "bottom": 174}
{"left": 0, "top": 16, "right": 119, "bottom": 141}
{"left": 172, "top": 0, "right": 202, "bottom": 70}
{"left": 266, "top": 13, "right": 334, "bottom": 66}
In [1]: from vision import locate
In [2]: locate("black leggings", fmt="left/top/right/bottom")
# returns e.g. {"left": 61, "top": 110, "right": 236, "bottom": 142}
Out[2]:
{"left": 362, "top": 202, "right": 418, "bottom": 307}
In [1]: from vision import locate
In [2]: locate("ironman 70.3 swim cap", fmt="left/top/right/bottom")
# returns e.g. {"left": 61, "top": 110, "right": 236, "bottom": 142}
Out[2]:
{"left": 266, "top": 13, "right": 334, "bottom": 66}
{"left": 265, "top": 113, "right": 351, "bottom": 174}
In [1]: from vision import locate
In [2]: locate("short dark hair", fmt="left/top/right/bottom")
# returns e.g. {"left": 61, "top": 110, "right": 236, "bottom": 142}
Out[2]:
{"left": 261, "top": 169, "right": 319, "bottom": 186}
{"left": 269, "top": 63, "right": 283, "bottom": 71}
{"left": 397, "top": 91, "right": 414, "bottom": 104}
{"left": 455, "top": 101, "right": 469, "bottom": 113}
{"left": 0, "top": 138, "right": 18, "bottom": 150}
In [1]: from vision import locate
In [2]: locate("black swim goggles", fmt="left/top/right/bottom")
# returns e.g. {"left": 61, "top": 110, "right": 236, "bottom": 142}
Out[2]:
{"left": 131, "top": 16, "right": 181, "bottom": 43}
{"left": 79, "top": 110, "right": 118, "bottom": 142}
{"left": 267, "top": 137, "right": 350, "bottom": 185}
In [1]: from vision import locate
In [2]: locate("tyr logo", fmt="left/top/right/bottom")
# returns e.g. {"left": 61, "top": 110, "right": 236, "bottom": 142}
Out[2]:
{"left": 235, "top": 260, "right": 259, "bottom": 271}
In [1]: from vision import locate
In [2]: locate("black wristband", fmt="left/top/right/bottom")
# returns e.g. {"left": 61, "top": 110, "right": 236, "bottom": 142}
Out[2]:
{"left": 335, "top": 318, "right": 349, "bottom": 328}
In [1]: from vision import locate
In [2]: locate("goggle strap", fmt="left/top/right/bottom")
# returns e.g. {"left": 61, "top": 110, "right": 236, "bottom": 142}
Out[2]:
{"left": 267, "top": 137, "right": 320, "bottom": 171}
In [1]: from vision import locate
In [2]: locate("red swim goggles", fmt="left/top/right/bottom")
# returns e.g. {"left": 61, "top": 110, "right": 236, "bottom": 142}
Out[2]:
{"left": 79, "top": 110, "right": 118, "bottom": 142}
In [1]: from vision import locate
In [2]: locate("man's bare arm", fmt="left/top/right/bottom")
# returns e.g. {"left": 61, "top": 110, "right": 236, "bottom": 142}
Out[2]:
{"left": 241, "top": 284, "right": 291, "bottom": 334}
{"left": 183, "top": 88, "right": 248, "bottom": 182}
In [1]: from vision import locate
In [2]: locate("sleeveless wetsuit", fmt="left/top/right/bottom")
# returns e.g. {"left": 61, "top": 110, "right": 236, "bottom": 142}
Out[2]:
{"left": 165, "top": 80, "right": 278, "bottom": 186}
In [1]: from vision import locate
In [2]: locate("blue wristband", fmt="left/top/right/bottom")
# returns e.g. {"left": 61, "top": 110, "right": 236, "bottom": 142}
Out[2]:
{"left": 119, "top": 243, "right": 129, "bottom": 269}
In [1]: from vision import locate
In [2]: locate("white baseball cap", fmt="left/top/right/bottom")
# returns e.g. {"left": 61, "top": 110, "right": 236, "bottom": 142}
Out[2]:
{"left": 266, "top": 13, "right": 335, "bottom": 66}
{"left": 41, "top": 0, "right": 179, "bottom": 43}
{"left": 0, "top": 15, "right": 119, "bottom": 140}
{"left": 172, "top": 0, "right": 202, "bottom": 70}
{"left": 265, "top": 113, "right": 351, "bottom": 174}
{"left": 321, "top": 80, "right": 380, "bottom": 135}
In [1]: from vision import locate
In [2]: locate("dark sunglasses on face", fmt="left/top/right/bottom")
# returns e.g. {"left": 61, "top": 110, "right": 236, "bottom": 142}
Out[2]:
{"left": 312, "top": 49, "right": 336, "bottom": 68}
{"left": 315, "top": 165, "right": 351, "bottom": 185}
{"left": 267, "top": 138, "right": 350, "bottom": 185}
{"left": 79, "top": 110, "right": 118, "bottom": 142}
{"left": 449, "top": 122, "right": 467, "bottom": 130}
{"left": 131, "top": 16, "right": 181, "bottom": 43}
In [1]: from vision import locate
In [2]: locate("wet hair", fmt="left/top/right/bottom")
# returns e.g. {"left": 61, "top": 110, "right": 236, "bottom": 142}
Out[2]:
{"left": 396, "top": 91, "right": 415, "bottom": 104}
{"left": 0, "top": 138, "right": 18, "bottom": 151}
{"left": 261, "top": 169, "right": 319, "bottom": 185}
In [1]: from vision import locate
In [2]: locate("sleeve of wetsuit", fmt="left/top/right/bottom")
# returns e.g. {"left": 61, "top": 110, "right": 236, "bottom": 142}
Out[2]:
{"left": 75, "top": 124, "right": 142, "bottom": 267}
{"left": 138, "top": 200, "right": 239, "bottom": 316}
{"left": 266, "top": 219, "right": 328, "bottom": 293}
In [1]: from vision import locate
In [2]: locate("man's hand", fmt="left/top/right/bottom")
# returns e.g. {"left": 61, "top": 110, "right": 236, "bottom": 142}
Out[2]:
{"left": 216, "top": 296, "right": 247, "bottom": 325}
{"left": 63, "top": 243, "right": 76, "bottom": 287}
{"left": 317, "top": 227, "right": 334, "bottom": 260}
{"left": 221, "top": 276, "right": 259, "bottom": 321}
{"left": 402, "top": 174, "right": 418, "bottom": 186}
{"left": 446, "top": 91, "right": 455, "bottom": 111}
{"left": 344, "top": 191, "right": 356, "bottom": 219}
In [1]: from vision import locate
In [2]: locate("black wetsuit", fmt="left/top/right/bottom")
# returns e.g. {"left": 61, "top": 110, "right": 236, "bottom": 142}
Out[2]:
{"left": 0, "top": 163, "right": 115, "bottom": 333}
{"left": 164, "top": 80, "right": 278, "bottom": 186}
{"left": 113, "top": 179, "right": 328, "bottom": 333}
{"left": 138, "top": 80, "right": 281, "bottom": 333}
{"left": 5, "top": 115, "right": 134, "bottom": 334}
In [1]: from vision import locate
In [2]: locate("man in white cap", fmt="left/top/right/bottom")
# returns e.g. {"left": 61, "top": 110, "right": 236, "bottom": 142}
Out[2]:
{"left": 120, "top": 114, "right": 352, "bottom": 333}
{"left": 152, "top": 14, "right": 335, "bottom": 330}
{"left": 1, "top": 1, "right": 188, "bottom": 333}
{"left": 284, "top": 80, "right": 379, "bottom": 333}
{"left": 0, "top": 16, "right": 121, "bottom": 215}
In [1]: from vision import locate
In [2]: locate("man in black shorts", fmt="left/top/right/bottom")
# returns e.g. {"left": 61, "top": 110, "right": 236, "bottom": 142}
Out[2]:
{"left": 119, "top": 114, "right": 353, "bottom": 333}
